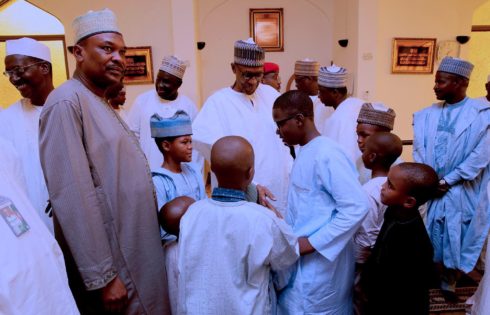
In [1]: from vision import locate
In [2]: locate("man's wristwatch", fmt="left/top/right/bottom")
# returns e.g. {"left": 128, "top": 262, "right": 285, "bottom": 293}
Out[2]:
{"left": 439, "top": 179, "right": 448, "bottom": 186}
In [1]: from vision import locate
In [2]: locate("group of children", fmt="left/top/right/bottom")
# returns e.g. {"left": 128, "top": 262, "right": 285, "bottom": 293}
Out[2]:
{"left": 150, "top": 90, "right": 439, "bottom": 314}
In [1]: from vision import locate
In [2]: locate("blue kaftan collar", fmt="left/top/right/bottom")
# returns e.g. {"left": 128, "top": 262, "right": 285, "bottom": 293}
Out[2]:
{"left": 211, "top": 187, "right": 246, "bottom": 202}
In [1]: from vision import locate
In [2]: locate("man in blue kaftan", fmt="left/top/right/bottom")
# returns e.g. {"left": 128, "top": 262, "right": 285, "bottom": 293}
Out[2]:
{"left": 273, "top": 90, "right": 369, "bottom": 314}
{"left": 413, "top": 57, "right": 490, "bottom": 296}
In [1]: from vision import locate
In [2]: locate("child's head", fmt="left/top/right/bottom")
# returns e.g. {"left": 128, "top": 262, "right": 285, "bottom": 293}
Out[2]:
{"left": 356, "top": 103, "right": 396, "bottom": 152}
{"left": 211, "top": 136, "right": 254, "bottom": 191}
{"left": 272, "top": 90, "right": 315, "bottom": 146}
{"left": 381, "top": 162, "right": 438, "bottom": 209}
{"left": 362, "top": 132, "right": 402, "bottom": 170}
{"left": 150, "top": 110, "right": 193, "bottom": 163}
{"left": 160, "top": 196, "right": 195, "bottom": 237}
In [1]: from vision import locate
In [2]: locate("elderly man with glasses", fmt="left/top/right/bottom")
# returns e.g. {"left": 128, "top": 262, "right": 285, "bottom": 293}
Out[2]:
{"left": 0, "top": 37, "right": 54, "bottom": 232}
{"left": 192, "top": 38, "right": 293, "bottom": 216}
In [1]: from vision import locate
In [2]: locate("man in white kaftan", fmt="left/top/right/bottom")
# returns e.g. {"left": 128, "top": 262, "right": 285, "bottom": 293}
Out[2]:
{"left": 318, "top": 65, "right": 364, "bottom": 166}
{"left": 192, "top": 39, "right": 292, "bottom": 214}
{"left": 0, "top": 138, "right": 80, "bottom": 315}
{"left": 128, "top": 55, "right": 199, "bottom": 169}
{"left": 0, "top": 37, "right": 54, "bottom": 231}
{"left": 413, "top": 57, "right": 490, "bottom": 293}
{"left": 293, "top": 59, "right": 333, "bottom": 134}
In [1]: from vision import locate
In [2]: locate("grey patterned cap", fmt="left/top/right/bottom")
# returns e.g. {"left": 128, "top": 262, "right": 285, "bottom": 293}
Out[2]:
{"left": 318, "top": 64, "right": 348, "bottom": 88}
{"left": 437, "top": 57, "right": 474, "bottom": 79}
{"left": 234, "top": 38, "right": 265, "bottom": 67}
{"left": 72, "top": 8, "right": 121, "bottom": 44}
{"left": 160, "top": 55, "right": 187, "bottom": 79}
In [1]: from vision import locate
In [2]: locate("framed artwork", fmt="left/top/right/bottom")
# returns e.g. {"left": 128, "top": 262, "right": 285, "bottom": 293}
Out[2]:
{"left": 123, "top": 46, "right": 154, "bottom": 85}
{"left": 249, "top": 8, "right": 284, "bottom": 52}
{"left": 391, "top": 38, "right": 436, "bottom": 74}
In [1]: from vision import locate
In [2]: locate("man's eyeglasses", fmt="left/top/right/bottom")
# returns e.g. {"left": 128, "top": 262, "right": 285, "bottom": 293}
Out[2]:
{"left": 275, "top": 113, "right": 301, "bottom": 128}
{"left": 3, "top": 61, "right": 45, "bottom": 78}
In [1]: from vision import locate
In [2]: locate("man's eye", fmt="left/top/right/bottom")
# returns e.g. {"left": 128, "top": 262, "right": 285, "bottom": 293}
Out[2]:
{"left": 103, "top": 46, "right": 113, "bottom": 53}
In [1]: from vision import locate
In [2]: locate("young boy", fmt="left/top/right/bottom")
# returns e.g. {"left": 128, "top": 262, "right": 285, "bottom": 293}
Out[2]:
{"left": 353, "top": 132, "right": 403, "bottom": 314}
{"left": 177, "top": 136, "right": 299, "bottom": 314}
{"left": 160, "top": 196, "right": 195, "bottom": 315}
{"left": 362, "top": 162, "right": 438, "bottom": 315}
{"left": 150, "top": 110, "right": 206, "bottom": 239}
{"left": 273, "top": 90, "right": 369, "bottom": 314}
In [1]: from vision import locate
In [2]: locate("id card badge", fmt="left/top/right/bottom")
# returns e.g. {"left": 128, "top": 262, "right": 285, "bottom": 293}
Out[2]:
{"left": 0, "top": 196, "right": 30, "bottom": 237}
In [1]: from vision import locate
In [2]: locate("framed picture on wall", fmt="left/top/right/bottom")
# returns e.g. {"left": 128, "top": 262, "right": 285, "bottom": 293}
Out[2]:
{"left": 249, "top": 8, "right": 284, "bottom": 52}
{"left": 123, "top": 46, "right": 154, "bottom": 85}
{"left": 391, "top": 38, "right": 436, "bottom": 74}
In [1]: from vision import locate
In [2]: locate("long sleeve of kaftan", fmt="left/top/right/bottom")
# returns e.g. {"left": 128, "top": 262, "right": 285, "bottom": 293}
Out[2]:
{"left": 308, "top": 156, "right": 369, "bottom": 262}
{"left": 39, "top": 100, "right": 117, "bottom": 290}
{"left": 444, "top": 123, "right": 490, "bottom": 185}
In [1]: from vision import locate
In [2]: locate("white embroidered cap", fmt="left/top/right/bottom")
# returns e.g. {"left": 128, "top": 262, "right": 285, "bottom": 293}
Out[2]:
{"left": 159, "top": 55, "right": 187, "bottom": 79}
{"left": 6, "top": 37, "right": 51, "bottom": 62}
{"left": 72, "top": 8, "right": 121, "bottom": 44}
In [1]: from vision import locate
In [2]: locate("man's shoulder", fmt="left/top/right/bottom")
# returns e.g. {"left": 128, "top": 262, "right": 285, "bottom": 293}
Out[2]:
{"left": 414, "top": 102, "right": 443, "bottom": 117}
{"left": 0, "top": 99, "right": 23, "bottom": 117}
{"left": 44, "top": 79, "right": 84, "bottom": 108}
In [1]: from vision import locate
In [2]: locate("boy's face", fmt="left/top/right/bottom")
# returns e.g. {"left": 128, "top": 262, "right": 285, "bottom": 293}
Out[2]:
{"left": 164, "top": 135, "right": 193, "bottom": 162}
{"left": 380, "top": 166, "right": 411, "bottom": 207}
{"left": 356, "top": 123, "right": 383, "bottom": 152}
{"left": 361, "top": 140, "right": 376, "bottom": 169}
{"left": 273, "top": 107, "right": 302, "bottom": 146}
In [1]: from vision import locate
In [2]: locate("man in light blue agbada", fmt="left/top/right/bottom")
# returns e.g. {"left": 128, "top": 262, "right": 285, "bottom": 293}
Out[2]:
{"left": 413, "top": 57, "right": 490, "bottom": 298}
{"left": 273, "top": 91, "right": 369, "bottom": 314}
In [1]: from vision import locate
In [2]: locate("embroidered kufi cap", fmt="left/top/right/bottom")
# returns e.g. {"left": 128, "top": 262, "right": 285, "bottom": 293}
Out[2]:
{"left": 318, "top": 64, "right": 348, "bottom": 88}
{"left": 294, "top": 59, "right": 320, "bottom": 77}
{"left": 150, "top": 110, "right": 192, "bottom": 138}
{"left": 437, "top": 57, "right": 473, "bottom": 79}
{"left": 234, "top": 38, "right": 265, "bottom": 67}
{"left": 6, "top": 37, "right": 51, "bottom": 62}
{"left": 264, "top": 62, "right": 279, "bottom": 74}
{"left": 357, "top": 103, "right": 396, "bottom": 130}
{"left": 72, "top": 8, "right": 121, "bottom": 44}
{"left": 159, "top": 55, "right": 187, "bottom": 80}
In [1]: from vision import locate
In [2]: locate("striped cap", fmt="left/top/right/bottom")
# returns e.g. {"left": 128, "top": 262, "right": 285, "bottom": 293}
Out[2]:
{"left": 357, "top": 103, "right": 396, "bottom": 130}
{"left": 160, "top": 55, "right": 187, "bottom": 80}
{"left": 437, "top": 57, "right": 473, "bottom": 79}
{"left": 150, "top": 110, "right": 192, "bottom": 138}
{"left": 294, "top": 59, "right": 320, "bottom": 76}
{"left": 234, "top": 38, "right": 265, "bottom": 67}
{"left": 318, "top": 64, "right": 348, "bottom": 88}
{"left": 72, "top": 8, "right": 121, "bottom": 44}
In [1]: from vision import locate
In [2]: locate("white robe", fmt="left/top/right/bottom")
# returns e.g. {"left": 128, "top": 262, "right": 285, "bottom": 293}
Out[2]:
{"left": 177, "top": 198, "right": 299, "bottom": 315}
{"left": 192, "top": 84, "right": 293, "bottom": 214}
{"left": 354, "top": 176, "right": 387, "bottom": 263}
{"left": 277, "top": 136, "right": 369, "bottom": 315}
{"left": 323, "top": 97, "right": 364, "bottom": 170}
{"left": 0, "top": 99, "right": 52, "bottom": 232}
{"left": 127, "top": 90, "right": 200, "bottom": 169}
{"left": 114, "top": 105, "right": 129, "bottom": 123}
{"left": 0, "top": 138, "right": 79, "bottom": 315}
{"left": 311, "top": 95, "right": 333, "bottom": 135}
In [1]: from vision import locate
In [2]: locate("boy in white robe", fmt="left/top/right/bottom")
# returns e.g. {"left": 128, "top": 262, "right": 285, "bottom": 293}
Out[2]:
{"left": 353, "top": 132, "right": 403, "bottom": 314}
{"left": 273, "top": 90, "right": 369, "bottom": 314}
{"left": 128, "top": 55, "right": 200, "bottom": 169}
{"left": 160, "top": 196, "right": 195, "bottom": 315}
{"left": 1, "top": 37, "right": 54, "bottom": 231}
{"left": 177, "top": 136, "right": 298, "bottom": 315}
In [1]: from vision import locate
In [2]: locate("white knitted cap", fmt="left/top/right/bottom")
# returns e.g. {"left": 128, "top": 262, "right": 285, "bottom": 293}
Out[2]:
{"left": 72, "top": 8, "right": 121, "bottom": 44}
{"left": 6, "top": 37, "right": 51, "bottom": 62}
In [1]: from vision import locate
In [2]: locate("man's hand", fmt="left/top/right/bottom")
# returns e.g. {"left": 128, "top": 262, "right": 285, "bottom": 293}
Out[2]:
{"left": 436, "top": 180, "right": 450, "bottom": 198}
{"left": 257, "top": 184, "right": 277, "bottom": 211}
{"left": 101, "top": 276, "right": 128, "bottom": 313}
{"left": 298, "top": 237, "right": 315, "bottom": 256}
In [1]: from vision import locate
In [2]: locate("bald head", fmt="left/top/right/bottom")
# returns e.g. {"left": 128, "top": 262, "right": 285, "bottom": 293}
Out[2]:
{"left": 365, "top": 132, "right": 402, "bottom": 166}
{"left": 160, "top": 196, "right": 195, "bottom": 236}
{"left": 211, "top": 136, "right": 255, "bottom": 190}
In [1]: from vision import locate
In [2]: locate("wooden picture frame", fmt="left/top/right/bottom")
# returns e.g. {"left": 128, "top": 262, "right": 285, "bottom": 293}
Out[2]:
{"left": 249, "top": 8, "right": 284, "bottom": 52}
{"left": 391, "top": 38, "right": 436, "bottom": 74}
{"left": 123, "top": 46, "right": 154, "bottom": 85}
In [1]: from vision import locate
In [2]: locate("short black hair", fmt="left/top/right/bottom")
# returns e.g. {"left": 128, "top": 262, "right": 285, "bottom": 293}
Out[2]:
{"left": 154, "top": 136, "right": 178, "bottom": 154}
{"left": 397, "top": 162, "right": 439, "bottom": 206}
{"left": 365, "top": 132, "right": 403, "bottom": 167}
{"left": 273, "top": 90, "right": 314, "bottom": 117}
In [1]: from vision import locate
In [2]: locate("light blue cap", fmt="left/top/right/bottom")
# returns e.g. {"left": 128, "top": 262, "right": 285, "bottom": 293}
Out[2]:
{"left": 437, "top": 57, "right": 474, "bottom": 79}
{"left": 150, "top": 110, "right": 192, "bottom": 138}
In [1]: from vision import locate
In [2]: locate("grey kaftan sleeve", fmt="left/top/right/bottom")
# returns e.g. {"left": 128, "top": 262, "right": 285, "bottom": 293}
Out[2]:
{"left": 39, "top": 99, "right": 117, "bottom": 290}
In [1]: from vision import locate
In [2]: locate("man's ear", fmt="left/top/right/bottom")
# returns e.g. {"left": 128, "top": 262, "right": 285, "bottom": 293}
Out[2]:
{"left": 162, "top": 140, "right": 171, "bottom": 152}
{"left": 39, "top": 62, "right": 50, "bottom": 75}
{"left": 403, "top": 196, "right": 417, "bottom": 209}
{"left": 368, "top": 152, "right": 377, "bottom": 164}
{"left": 72, "top": 44, "right": 85, "bottom": 63}
{"left": 231, "top": 63, "right": 237, "bottom": 74}
{"left": 246, "top": 165, "right": 255, "bottom": 182}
